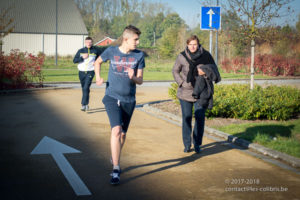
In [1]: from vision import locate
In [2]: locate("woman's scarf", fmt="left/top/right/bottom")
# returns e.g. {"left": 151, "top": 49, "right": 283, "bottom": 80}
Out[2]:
{"left": 186, "top": 46, "right": 203, "bottom": 85}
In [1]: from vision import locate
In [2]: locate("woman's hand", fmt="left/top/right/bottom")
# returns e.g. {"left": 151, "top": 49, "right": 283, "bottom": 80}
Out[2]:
{"left": 198, "top": 68, "right": 205, "bottom": 76}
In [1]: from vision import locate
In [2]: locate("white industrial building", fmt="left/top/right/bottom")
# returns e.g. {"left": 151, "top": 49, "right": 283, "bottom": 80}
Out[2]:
{"left": 0, "top": 0, "right": 88, "bottom": 56}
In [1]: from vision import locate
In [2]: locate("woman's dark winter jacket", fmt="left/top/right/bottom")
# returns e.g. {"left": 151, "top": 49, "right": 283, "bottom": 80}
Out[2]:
{"left": 192, "top": 64, "right": 221, "bottom": 109}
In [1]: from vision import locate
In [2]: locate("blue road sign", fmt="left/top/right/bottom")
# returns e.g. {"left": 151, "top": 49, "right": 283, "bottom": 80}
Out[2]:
{"left": 201, "top": 6, "right": 221, "bottom": 30}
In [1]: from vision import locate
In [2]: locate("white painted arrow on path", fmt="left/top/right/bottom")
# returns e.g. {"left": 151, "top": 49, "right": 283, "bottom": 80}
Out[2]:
{"left": 31, "top": 136, "right": 91, "bottom": 196}
{"left": 207, "top": 8, "right": 215, "bottom": 28}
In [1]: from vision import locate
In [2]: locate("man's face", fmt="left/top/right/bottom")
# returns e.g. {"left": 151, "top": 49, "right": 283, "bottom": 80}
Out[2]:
{"left": 85, "top": 39, "right": 92, "bottom": 48}
{"left": 125, "top": 34, "right": 139, "bottom": 50}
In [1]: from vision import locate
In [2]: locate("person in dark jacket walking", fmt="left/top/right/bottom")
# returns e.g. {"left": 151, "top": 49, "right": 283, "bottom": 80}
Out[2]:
{"left": 172, "top": 35, "right": 217, "bottom": 153}
{"left": 73, "top": 37, "right": 101, "bottom": 111}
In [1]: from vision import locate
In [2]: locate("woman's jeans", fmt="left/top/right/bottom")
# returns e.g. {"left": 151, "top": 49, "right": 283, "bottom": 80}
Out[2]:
{"left": 179, "top": 99, "right": 206, "bottom": 150}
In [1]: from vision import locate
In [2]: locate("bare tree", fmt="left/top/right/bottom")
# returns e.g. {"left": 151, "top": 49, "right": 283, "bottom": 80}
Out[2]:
{"left": 223, "top": 0, "right": 294, "bottom": 89}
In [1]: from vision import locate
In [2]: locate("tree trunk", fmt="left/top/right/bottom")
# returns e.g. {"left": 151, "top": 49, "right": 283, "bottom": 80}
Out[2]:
{"left": 250, "top": 39, "right": 255, "bottom": 90}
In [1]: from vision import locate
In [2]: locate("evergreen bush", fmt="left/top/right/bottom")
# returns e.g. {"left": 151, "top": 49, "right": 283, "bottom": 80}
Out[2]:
{"left": 169, "top": 83, "right": 300, "bottom": 120}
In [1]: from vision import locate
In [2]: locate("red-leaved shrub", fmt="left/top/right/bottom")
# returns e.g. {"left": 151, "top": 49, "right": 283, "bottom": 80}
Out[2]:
{"left": 220, "top": 54, "right": 299, "bottom": 76}
{"left": 221, "top": 58, "right": 231, "bottom": 73}
{"left": 0, "top": 49, "right": 45, "bottom": 89}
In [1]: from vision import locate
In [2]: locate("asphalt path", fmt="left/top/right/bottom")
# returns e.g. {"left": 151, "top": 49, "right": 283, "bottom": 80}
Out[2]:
{"left": 0, "top": 86, "right": 300, "bottom": 200}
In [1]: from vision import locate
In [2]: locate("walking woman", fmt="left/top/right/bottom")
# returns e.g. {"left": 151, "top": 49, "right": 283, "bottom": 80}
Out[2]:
{"left": 172, "top": 35, "right": 218, "bottom": 153}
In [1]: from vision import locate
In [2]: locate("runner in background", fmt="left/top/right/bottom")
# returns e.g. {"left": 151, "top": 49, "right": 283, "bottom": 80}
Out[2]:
{"left": 73, "top": 37, "right": 101, "bottom": 111}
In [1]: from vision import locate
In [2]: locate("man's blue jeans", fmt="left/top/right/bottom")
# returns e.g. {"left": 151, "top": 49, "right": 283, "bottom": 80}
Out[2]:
{"left": 79, "top": 71, "right": 94, "bottom": 106}
{"left": 179, "top": 99, "right": 206, "bottom": 151}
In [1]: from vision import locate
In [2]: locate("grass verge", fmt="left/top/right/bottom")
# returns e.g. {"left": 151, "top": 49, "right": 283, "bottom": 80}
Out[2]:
{"left": 42, "top": 57, "right": 275, "bottom": 82}
{"left": 212, "top": 119, "right": 300, "bottom": 158}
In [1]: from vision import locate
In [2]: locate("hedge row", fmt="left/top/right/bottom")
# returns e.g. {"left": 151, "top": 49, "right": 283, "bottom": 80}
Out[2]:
{"left": 169, "top": 83, "right": 300, "bottom": 120}
{"left": 221, "top": 54, "right": 299, "bottom": 76}
{"left": 0, "top": 50, "right": 45, "bottom": 89}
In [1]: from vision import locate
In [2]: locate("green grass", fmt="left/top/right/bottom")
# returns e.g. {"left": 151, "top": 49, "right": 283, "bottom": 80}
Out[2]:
{"left": 43, "top": 57, "right": 77, "bottom": 69}
{"left": 43, "top": 69, "right": 174, "bottom": 82}
{"left": 42, "top": 69, "right": 103, "bottom": 82}
{"left": 143, "top": 72, "right": 174, "bottom": 80}
{"left": 213, "top": 119, "right": 300, "bottom": 158}
{"left": 42, "top": 57, "right": 275, "bottom": 82}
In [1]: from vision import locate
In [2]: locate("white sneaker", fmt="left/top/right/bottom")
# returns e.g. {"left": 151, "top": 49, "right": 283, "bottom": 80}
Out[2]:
{"left": 85, "top": 105, "right": 89, "bottom": 111}
{"left": 81, "top": 105, "right": 85, "bottom": 111}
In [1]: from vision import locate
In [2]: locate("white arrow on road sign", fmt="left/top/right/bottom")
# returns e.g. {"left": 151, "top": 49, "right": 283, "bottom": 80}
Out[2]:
{"left": 31, "top": 136, "right": 91, "bottom": 196}
{"left": 201, "top": 7, "right": 221, "bottom": 30}
{"left": 207, "top": 8, "right": 215, "bottom": 28}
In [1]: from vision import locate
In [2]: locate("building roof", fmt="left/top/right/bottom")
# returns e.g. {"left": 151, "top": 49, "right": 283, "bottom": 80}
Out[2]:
{"left": 94, "top": 37, "right": 116, "bottom": 45}
{"left": 0, "top": 0, "right": 88, "bottom": 35}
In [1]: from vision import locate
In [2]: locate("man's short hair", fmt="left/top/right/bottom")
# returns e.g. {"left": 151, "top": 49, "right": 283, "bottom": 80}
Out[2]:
{"left": 122, "top": 25, "right": 141, "bottom": 39}
{"left": 85, "top": 36, "right": 93, "bottom": 41}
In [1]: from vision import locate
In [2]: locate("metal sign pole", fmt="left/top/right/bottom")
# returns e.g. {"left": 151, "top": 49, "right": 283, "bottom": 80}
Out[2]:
{"left": 55, "top": 0, "right": 58, "bottom": 66}
{"left": 209, "top": 30, "right": 213, "bottom": 54}
{"left": 215, "top": 30, "right": 218, "bottom": 65}
{"left": 215, "top": 0, "right": 219, "bottom": 65}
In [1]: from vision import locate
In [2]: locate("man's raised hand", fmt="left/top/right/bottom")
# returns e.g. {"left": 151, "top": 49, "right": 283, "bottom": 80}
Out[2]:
{"left": 82, "top": 53, "right": 89, "bottom": 59}
{"left": 127, "top": 68, "right": 135, "bottom": 79}
{"left": 96, "top": 77, "right": 104, "bottom": 86}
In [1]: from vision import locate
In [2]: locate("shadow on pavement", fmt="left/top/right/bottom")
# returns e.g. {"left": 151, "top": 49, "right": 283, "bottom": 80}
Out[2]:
{"left": 122, "top": 154, "right": 201, "bottom": 184}
{"left": 122, "top": 140, "right": 238, "bottom": 184}
{"left": 0, "top": 91, "right": 170, "bottom": 200}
